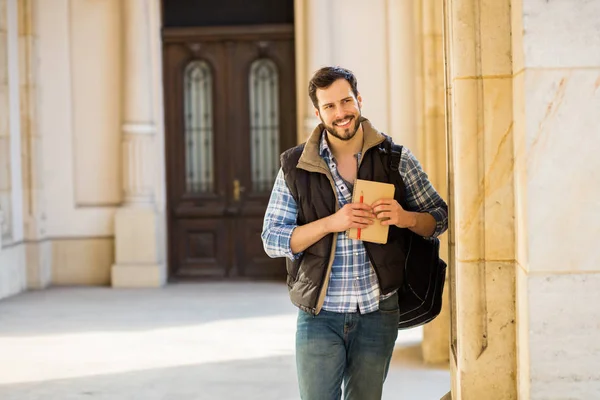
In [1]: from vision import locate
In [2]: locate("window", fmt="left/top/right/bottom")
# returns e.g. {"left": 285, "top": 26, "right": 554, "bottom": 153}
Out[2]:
{"left": 249, "top": 59, "right": 279, "bottom": 192}
{"left": 184, "top": 60, "right": 214, "bottom": 193}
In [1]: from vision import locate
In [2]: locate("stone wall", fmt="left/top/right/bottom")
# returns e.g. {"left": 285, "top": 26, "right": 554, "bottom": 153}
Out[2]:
{"left": 1, "top": 0, "right": 135, "bottom": 297}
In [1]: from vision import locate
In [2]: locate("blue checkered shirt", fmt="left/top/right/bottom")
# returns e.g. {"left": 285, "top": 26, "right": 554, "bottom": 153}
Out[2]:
{"left": 261, "top": 132, "right": 448, "bottom": 314}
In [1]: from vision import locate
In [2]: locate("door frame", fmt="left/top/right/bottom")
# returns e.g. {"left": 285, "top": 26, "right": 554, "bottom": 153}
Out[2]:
{"left": 162, "top": 24, "right": 295, "bottom": 43}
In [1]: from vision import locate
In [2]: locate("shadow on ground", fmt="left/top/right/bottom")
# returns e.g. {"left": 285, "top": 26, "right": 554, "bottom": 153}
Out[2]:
{"left": 0, "top": 282, "right": 450, "bottom": 399}
{"left": 0, "top": 282, "right": 295, "bottom": 336}
{"left": 0, "top": 355, "right": 299, "bottom": 400}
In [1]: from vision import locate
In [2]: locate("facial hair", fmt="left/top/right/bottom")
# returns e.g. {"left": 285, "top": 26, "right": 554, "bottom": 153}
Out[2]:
{"left": 320, "top": 110, "right": 361, "bottom": 141}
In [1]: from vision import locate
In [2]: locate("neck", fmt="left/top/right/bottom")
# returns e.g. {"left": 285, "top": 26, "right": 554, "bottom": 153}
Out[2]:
{"left": 326, "top": 124, "right": 364, "bottom": 159}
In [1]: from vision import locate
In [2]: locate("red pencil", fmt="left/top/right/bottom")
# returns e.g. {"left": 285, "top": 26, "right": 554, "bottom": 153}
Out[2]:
{"left": 357, "top": 191, "right": 364, "bottom": 240}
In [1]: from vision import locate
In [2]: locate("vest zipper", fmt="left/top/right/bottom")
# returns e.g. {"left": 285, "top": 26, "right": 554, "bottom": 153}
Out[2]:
{"left": 302, "top": 136, "right": 385, "bottom": 314}
{"left": 313, "top": 168, "right": 339, "bottom": 315}
{"left": 358, "top": 143, "right": 388, "bottom": 295}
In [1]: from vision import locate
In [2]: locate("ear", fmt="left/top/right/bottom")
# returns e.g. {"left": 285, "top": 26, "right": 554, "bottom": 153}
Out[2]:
{"left": 357, "top": 93, "right": 363, "bottom": 108}
{"left": 314, "top": 107, "right": 320, "bottom": 118}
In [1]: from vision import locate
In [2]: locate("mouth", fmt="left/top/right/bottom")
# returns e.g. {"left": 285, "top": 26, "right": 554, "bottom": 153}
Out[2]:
{"left": 334, "top": 117, "right": 353, "bottom": 129}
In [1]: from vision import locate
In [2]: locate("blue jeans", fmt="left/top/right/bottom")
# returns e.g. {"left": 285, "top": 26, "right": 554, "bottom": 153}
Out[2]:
{"left": 295, "top": 292, "right": 399, "bottom": 400}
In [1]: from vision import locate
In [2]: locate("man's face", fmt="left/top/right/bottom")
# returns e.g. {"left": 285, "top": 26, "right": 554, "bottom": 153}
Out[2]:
{"left": 315, "top": 79, "right": 362, "bottom": 141}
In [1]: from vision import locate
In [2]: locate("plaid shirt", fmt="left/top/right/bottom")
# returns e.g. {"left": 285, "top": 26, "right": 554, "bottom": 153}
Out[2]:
{"left": 261, "top": 132, "right": 448, "bottom": 314}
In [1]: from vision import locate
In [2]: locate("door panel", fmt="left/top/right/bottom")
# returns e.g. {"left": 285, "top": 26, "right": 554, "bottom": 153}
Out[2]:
{"left": 164, "top": 25, "right": 295, "bottom": 280}
{"left": 235, "top": 218, "right": 283, "bottom": 278}
{"left": 175, "top": 218, "right": 230, "bottom": 278}
{"left": 164, "top": 37, "right": 233, "bottom": 279}
{"left": 227, "top": 37, "right": 295, "bottom": 278}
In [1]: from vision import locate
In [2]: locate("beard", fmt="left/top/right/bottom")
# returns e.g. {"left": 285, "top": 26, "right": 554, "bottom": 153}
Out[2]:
{"left": 320, "top": 111, "right": 361, "bottom": 141}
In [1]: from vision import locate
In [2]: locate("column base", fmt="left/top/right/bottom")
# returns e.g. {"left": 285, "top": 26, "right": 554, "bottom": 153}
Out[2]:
{"left": 25, "top": 240, "right": 52, "bottom": 289}
{"left": 111, "top": 207, "right": 166, "bottom": 288}
{"left": 422, "top": 276, "right": 451, "bottom": 364}
{"left": 111, "top": 263, "right": 164, "bottom": 288}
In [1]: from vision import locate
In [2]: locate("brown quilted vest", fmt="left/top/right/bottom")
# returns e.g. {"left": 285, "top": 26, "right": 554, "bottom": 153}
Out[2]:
{"left": 280, "top": 118, "right": 410, "bottom": 314}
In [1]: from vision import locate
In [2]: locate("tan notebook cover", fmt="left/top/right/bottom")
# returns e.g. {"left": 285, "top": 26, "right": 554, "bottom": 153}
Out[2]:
{"left": 347, "top": 179, "right": 396, "bottom": 244}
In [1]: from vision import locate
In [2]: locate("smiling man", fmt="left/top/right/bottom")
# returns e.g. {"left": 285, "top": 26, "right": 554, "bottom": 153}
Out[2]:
{"left": 261, "top": 66, "right": 448, "bottom": 400}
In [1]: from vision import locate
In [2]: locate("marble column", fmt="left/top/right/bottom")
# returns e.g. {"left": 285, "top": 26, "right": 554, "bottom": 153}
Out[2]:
{"left": 444, "top": 0, "right": 517, "bottom": 398}
{"left": 17, "top": 0, "right": 50, "bottom": 289}
{"left": 111, "top": 0, "right": 165, "bottom": 287}
{"left": 414, "top": 0, "right": 451, "bottom": 365}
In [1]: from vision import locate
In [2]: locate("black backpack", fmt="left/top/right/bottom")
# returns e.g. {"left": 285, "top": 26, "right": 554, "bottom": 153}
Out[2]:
{"left": 385, "top": 143, "right": 447, "bottom": 330}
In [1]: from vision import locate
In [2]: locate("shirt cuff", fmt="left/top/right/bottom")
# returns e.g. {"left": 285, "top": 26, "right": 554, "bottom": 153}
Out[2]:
{"left": 278, "top": 225, "right": 304, "bottom": 261}
{"left": 427, "top": 208, "right": 448, "bottom": 238}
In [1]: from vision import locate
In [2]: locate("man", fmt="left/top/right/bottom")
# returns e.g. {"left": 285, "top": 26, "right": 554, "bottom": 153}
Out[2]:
{"left": 261, "top": 66, "right": 448, "bottom": 400}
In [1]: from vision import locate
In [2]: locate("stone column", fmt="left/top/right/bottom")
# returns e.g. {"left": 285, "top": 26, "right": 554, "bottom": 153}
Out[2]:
{"left": 17, "top": 0, "right": 50, "bottom": 289}
{"left": 512, "top": 1, "right": 600, "bottom": 398}
{"left": 386, "top": 0, "right": 418, "bottom": 153}
{"left": 413, "top": 0, "right": 450, "bottom": 365}
{"left": 444, "top": 0, "right": 517, "bottom": 398}
{"left": 293, "top": 0, "right": 305, "bottom": 144}
{"left": 1, "top": 0, "right": 25, "bottom": 246}
{"left": 0, "top": 0, "right": 11, "bottom": 243}
{"left": 297, "top": 0, "right": 334, "bottom": 140}
{"left": 111, "top": 0, "right": 165, "bottom": 287}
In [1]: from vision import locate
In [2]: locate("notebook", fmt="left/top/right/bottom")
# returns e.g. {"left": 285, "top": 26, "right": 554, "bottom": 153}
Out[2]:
{"left": 347, "top": 179, "right": 396, "bottom": 244}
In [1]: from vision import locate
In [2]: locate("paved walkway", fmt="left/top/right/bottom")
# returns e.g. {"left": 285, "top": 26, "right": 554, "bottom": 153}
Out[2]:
{"left": 0, "top": 282, "right": 449, "bottom": 399}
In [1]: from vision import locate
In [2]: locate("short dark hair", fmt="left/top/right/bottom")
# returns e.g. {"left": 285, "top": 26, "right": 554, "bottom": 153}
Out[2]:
{"left": 308, "top": 66, "right": 359, "bottom": 109}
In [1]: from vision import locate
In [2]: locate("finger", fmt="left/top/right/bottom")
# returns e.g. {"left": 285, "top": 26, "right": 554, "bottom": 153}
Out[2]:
{"left": 376, "top": 211, "right": 391, "bottom": 220}
{"left": 351, "top": 203, "right": 374, "bottom": 212}
{"left": 352, "top": 216, "right": 374, "bottom": 225}
{"left": 351, "top": 201, "right": 373, "bottom": 208}
{"left": 351, "top": 220, "right": 373, "bottom": 229}
{"left": 345, "top": 207, "right": 372, "bottom": 218}
{"left": 372, "top": 205, "right": 392, "bottom": 214}
{"left": 371, "top": 198, "right": 394, "bottom": 207}
{"left": 353, "top": 214, "right": 374, "bottom": 223}
{"left": 353, "top": 210, "right": 376, "bottom": 218}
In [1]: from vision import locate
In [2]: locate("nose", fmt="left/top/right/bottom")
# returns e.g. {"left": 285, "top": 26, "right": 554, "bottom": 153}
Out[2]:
{"left": 333, "top": 105, "right": 345, "bottom": 121}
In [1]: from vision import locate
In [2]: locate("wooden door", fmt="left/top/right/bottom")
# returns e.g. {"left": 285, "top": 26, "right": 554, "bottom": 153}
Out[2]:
{"left": 163, "top": 25, "right": 296, "bottom": 280}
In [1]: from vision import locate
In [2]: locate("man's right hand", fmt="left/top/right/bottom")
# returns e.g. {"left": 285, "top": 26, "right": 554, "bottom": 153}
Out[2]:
{"left": 325, "top": 203, "right": 375, "bottom": 233}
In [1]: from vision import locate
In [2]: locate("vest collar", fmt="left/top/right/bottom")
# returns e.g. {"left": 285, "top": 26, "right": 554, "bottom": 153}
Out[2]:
{"left": 297, "top": 117, "right": 386, "bottom": 172}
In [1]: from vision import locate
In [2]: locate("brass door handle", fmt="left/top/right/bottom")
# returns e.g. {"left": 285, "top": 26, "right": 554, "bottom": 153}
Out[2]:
{"left": 233, "top": 179, "right": 245, "bottom": 201}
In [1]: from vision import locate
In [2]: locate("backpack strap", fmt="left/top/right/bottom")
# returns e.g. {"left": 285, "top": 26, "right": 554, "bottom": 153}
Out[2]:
{"left": 378, "top": 135, "right": 409, "bottom": 210}
{"left": 390, "top": 143, "right": 402, "bottom": 173}
{"left": 377, "top": 134, "right": 403, "bottom": 175}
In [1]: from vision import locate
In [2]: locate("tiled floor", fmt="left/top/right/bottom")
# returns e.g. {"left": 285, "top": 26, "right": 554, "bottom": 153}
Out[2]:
{"left": 0, "top": 282, "right": 450, "bottom": 399}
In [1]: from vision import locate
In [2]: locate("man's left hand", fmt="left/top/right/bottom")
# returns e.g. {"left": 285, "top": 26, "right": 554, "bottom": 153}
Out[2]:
{"left": 371, "top": 198, "right": 416, "bottom": 228}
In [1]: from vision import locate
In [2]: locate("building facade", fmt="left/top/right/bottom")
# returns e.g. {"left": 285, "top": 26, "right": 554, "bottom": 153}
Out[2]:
{"left": 1, "top": 0, "right": 599, "bottom": 399}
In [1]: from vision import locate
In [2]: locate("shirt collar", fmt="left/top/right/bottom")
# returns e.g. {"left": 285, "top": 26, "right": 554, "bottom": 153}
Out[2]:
{"left": 319, "top": 130, "right": 332, "bottom": 159}
{"left": 318, "top": 129, "right": 363, "bottom": 162}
